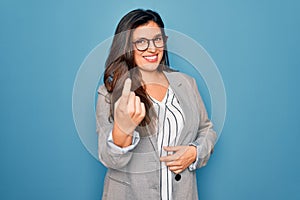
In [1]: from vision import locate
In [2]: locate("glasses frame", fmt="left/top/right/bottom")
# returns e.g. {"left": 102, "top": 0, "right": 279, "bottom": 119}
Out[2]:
{"left": 132, "top": 35, "right": 168, "bottom": 51}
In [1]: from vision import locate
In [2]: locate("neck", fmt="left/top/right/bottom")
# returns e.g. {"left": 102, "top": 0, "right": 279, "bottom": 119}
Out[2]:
{"left": 139, "top": 69, "right": 169, "bottom": 87}
{"left": 140, "top": 70, "right": 161, "bottom": 82}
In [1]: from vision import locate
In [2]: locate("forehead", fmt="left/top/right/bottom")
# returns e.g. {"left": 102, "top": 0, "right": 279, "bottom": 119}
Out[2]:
{"left": 132, "top": 21, "right": 162, "bottom": 39}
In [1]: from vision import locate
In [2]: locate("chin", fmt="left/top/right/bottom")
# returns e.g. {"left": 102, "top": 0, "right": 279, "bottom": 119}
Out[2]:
{"left": 139, "top": 63, "right": 160, "bottom": 72}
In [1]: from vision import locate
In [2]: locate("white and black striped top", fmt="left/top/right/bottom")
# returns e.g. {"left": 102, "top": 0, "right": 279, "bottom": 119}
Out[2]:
{"left": 150, "top": 86, "right": 185, "bottom": 200}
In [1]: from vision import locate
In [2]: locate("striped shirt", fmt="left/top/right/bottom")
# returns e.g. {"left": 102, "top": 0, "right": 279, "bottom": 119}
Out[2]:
{"left": 150, "top": 86, "right": 185, "bottom": 200}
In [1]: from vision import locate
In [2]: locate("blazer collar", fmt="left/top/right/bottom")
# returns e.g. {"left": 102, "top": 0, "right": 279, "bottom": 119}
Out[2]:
{"left": 163, "top": 71, "right": 194, "bottom": 144}
{"left": 148, "top": 71, "right": 194, "bottom": 154}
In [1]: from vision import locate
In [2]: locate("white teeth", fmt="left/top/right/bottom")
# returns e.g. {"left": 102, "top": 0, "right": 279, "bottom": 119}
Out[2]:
{"left": 145, "top": 55, "right": 157, "bottom": 59}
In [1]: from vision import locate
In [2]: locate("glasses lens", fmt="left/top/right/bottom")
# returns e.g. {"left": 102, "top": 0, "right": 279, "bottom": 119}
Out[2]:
{"left": 135, "top": 39, "right": 148, "bottom": 51}
{"left": 154, "top": 36, "right": 165, "bottom": 48}
{"left": 134, "top": 36, "right": 167, "bottom": 51}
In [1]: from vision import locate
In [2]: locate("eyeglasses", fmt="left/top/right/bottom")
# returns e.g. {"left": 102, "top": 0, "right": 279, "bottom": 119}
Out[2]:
{"left": 133, "top": 35, "right": 168, "bottom": 51}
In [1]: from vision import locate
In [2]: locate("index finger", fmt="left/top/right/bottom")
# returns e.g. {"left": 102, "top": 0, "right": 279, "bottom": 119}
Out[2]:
{"left": 160, "top": 154, "right": 176, "bottom": 162}
{"left": 163, "top": 146, "right": 181, "bottom": 152}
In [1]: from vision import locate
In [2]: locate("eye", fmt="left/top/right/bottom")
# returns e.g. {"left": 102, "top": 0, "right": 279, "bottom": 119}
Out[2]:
{"left": 135, "top": 39, "right": 147, "bottom": 45}
{"left": 154, "top": 37, "right": 163, "bottom": 42}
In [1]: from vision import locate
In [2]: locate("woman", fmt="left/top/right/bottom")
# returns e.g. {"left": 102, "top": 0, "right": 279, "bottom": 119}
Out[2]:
{"left": 96, "top": 9, "right": 216, "bottom": 200}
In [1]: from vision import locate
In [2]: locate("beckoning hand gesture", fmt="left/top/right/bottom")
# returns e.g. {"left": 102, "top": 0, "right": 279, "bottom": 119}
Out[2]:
{"left": 112, "top": 78, "right": 146, "bottom": 147}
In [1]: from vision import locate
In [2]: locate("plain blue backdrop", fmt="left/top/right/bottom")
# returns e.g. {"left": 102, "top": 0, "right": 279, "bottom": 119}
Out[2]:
{"left": 1, "top": 0, "right": 299, "bottom": 199}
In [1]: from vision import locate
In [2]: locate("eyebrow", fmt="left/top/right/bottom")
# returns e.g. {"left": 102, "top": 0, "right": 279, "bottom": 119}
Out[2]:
{"left": 134, "top": 33, "right": 163, "bottom": 40}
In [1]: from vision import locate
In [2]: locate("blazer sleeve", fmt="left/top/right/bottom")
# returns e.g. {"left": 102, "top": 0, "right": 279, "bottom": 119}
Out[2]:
{"left": 189, "top": 78, "right": 217, "bottom": 170}
{"left": 96, "top": 85, "right": 136, "bottom": 169}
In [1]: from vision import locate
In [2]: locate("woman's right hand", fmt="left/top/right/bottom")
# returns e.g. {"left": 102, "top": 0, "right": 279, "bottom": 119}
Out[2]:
{"left": 113, "top": 78, "right": 146, "bottom": 140}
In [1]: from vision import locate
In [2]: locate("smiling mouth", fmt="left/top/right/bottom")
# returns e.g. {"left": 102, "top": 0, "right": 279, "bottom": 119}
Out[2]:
{"left": 143, "top": 54, "right": 158, "bottom": 62}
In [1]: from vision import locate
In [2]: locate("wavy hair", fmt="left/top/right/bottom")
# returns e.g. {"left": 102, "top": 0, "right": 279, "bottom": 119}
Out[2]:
{"left": 103, "top": 9, "right": 174, "bottom": 136}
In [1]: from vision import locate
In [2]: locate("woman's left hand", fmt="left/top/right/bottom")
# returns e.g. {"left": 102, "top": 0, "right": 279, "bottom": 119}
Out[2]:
{"left": 160, "top": 146, "right": 197, "bottom": 174}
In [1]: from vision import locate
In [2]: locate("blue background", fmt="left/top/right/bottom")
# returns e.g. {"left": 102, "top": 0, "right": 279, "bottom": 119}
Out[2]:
{"left": 1, "top": 0, "right": 299, "bottom": 199}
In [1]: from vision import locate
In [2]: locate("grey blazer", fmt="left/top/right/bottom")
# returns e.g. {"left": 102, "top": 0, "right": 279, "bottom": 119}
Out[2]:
{"left": 96, "top": 71, "right": 217, "bottom": 200}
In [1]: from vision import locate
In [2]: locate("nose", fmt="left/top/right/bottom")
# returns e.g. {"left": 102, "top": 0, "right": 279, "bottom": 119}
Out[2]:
{"left": 147, "top": 40, "right": 156, "bottom": 52}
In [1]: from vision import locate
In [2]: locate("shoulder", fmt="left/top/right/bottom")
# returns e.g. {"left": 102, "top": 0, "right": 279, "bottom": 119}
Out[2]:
{"left": 163, "top": 70, "right": 195, "bottom": 85}
{"left": 96, "top": 84, "right": 112, "bottom": 107}
{"left": 97, "top": 84, "right": 112, "bottom": 105}
{"left": 97, "top": 84, "right": 109, "bottom": 96}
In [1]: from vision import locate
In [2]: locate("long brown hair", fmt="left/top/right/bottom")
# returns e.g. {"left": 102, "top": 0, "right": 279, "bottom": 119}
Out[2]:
{"left": 103, "top": 9, "right": 174, "bottom": 136}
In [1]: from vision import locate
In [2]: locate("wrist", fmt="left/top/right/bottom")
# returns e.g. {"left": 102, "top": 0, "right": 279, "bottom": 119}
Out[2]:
{"left": 189, "top": 146, "right": 197, "bottom": 161}
{"left": 113, "top": 122, "right": 134, "bottom": 136}
{"left": 112, "top": 123, "right": 133, "bottom": 147}
{"left": 188, "top": 143, "right": 198, "bottom": 162}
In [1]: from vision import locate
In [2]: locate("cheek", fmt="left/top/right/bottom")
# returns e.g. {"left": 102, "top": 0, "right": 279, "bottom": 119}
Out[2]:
{"left": 134, "top": 51, "right": 144, "bottom": 65}
{"left": 159, "top": 50, "right": 164, "bottom": 60}
{"left": 157, "top": 50, "right": 164, "bottom": 63}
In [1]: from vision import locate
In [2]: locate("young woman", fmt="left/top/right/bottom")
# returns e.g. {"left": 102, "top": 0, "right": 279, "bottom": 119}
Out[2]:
{"left": 96, "top": 9, "right": 216, "bottom": 200}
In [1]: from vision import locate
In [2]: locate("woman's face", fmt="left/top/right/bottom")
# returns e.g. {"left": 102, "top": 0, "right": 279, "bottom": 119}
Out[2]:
{"left": 132, "top": 21, "right": 165, "bottom": 73}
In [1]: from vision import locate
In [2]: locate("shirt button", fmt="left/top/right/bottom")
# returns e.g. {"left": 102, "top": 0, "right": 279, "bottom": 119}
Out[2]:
{"left": 175, "top": 174, "right": 181, "bottom": 181}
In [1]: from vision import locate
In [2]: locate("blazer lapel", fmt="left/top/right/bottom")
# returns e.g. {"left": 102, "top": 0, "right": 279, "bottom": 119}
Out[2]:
{"left": 163, "top": 71, "right": 194, "bottom": 146}
{"left": 146, "top": 71, "right": 195, "bottom": 155}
